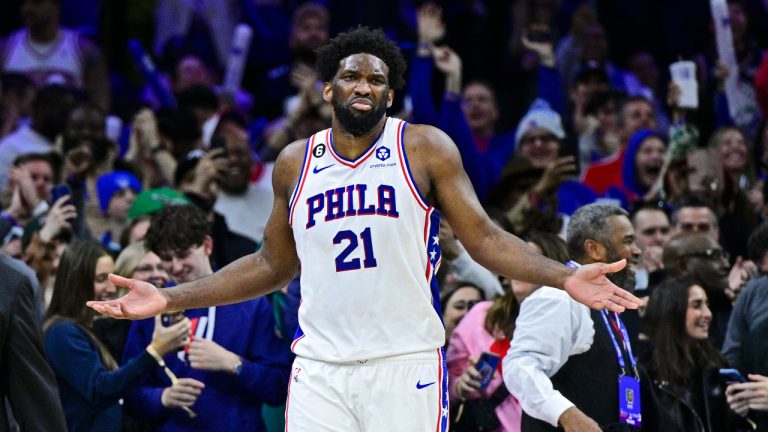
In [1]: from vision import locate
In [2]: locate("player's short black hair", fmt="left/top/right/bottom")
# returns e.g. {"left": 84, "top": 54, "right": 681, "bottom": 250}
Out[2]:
{"left": 145, "top": 204, "right": 211, "bottom": 259}
{"left": 315, "top": 26, "right": 407, "bottom": 90}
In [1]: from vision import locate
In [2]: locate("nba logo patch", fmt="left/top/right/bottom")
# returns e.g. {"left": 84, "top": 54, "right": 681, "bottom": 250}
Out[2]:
{"left": 376, "top": 146, "right": 390, "bottom": 161}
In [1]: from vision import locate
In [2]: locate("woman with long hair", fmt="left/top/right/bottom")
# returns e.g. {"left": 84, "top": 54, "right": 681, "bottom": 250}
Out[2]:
{"left": 641, "top": 277, "right": 748, "bottom": 431}
{"left": 44, "top": 240, "right": 189, "bottom": 432}
{"left": 447, "top": 232, "right": 568, "bottom": 431}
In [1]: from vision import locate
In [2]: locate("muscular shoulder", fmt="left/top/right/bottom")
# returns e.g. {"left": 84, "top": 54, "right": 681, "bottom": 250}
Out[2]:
{"left": 272, "top": 139, "right": 309, "bottom": 199}
{"left": 401, "top": 123, "right": 463, "bottom": 198}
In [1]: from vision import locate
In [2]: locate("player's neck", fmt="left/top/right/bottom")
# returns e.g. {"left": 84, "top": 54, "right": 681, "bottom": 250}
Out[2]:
{"left": 331, "top": 116, "right": 387, "bottom": 159}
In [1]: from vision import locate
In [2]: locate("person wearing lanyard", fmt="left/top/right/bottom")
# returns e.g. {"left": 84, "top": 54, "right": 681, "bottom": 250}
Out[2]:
{"left": 503, "top": 203, "right": 642, "bottom": 432}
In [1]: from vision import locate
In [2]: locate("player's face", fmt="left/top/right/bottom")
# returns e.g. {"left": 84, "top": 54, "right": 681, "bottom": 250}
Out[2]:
{"left": 325, "top": 54, "right": 393, "bottom": 137}
{"left": 685, "top": 285, "right": 712, "bottom": 340}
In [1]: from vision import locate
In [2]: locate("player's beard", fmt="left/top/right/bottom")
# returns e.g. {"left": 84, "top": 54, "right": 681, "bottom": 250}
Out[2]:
{"left": 332, "top": 93, "right": 387, "bottom": 137}
{"left": 604, "top": 248, "right": 636, "bottom": 292}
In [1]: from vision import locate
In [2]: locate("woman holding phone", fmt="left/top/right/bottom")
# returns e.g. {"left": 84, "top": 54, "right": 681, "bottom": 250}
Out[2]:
{"left": 43, "top": 240, "right": 190, "bottom": 432}
{"left": 640, "top": 277, "right": 748, "bottom": 432}
{"left": 447, "top": 232, "right": 568, "bottom": 432}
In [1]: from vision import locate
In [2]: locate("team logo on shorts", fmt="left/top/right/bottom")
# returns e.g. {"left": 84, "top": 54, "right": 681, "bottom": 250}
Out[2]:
{"left": 376, "top": 146, "right": 390, "bottom": 161}
{"left": 313, "top": 143, "right": 326, "bottom": 157}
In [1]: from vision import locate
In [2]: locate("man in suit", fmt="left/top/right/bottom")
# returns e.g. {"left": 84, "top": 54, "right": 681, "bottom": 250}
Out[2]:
{"left": 0, "top": 260, "right": 66, "bottom": 431}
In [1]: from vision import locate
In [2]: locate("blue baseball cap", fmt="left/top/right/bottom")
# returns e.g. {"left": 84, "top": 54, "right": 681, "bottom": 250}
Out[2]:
{"left": 96, "top": 171, "right": 142, "bottom": 214}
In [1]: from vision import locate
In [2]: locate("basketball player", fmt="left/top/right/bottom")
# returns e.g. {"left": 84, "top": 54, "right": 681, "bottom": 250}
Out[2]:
{"left": 88, "top": 27, "right": 640, "bottom": 431}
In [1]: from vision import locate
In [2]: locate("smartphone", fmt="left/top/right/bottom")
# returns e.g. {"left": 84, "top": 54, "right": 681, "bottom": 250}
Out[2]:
{"left": 51, "top": 184, "right": 72, "bottom": 203}
{"left": 209, "top": 136, "right": 228, "bottom": 158}
{"left": 719, "top": 368, "right": 746, "bottom": 383}
{"left": 161, "top": 311, "right": 184, "bottom": 327}
{"left": 475, "top": 352, "right": 501, "bottom": 389}
{"left": 669, "top": 60, "right": 698, "bottom": 109}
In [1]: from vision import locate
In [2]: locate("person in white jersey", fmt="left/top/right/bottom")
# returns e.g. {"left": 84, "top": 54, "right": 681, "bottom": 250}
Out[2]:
{"left": 88, "top": 27, "right": 642, "bottom": 431}
{"left": 0, "top": 0, "right": 110, "bottom": 110}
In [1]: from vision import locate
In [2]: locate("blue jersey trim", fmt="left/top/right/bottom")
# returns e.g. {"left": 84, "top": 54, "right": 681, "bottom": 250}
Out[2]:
{"left": 288, "top": 136, "right": 313, "bottom": 211}
{"left": 328, "top": 119, "right": 387, "bottom": 165}
{"left": 399, "top": 122, "right": 430, "bottom": 207}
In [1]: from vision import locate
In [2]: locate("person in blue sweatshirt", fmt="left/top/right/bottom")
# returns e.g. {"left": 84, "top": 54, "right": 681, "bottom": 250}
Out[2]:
{"left": 122, "top": 204, "right": 292, "bottom": 431}
{"left": 44, "top": 240, "right": 190, "bottom": 432}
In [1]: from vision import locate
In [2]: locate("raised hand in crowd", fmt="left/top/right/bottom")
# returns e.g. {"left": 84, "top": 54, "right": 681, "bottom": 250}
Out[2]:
{"left": 641, "top": 244, "right": 664, "bottom": 273}
{"left": 727, "top": 374, "right": 768, "bottom": 416}
{"left": 10, "top": 165, "right": 42, "bottom": 211}
{"left": 531, "top": 156, "right": 578, "bottom": 199}
{"left": 39, "top": 196, "right": 77, "bottom": 243}
{"left": 417, "top": 2, "right": 445, "bottom": 51}
{"left": 454, "top": 356, "right": 483, "bottom": 399}
{"left": 187, "top": 338, "right": 242, "bottom": 373}
{"left": 64, "top": 145, "right": 93, "bottom": 182}
{"left": 431, "top": 45, "right": 462, "bottom": 94}
{"left": 521, "top": 25, "right": 556, "bottom": 68}
{"left": 726, "top": 256, "right": 757, "bottom": 302}
{"left": 180, "top": 149, "right": 227, "bottom": 204}
{"left": 126, "top": 108, "right": 176, "bottom": 187}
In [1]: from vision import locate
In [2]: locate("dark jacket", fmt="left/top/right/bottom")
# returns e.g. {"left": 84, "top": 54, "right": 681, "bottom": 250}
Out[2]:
{"left": 0, "top": 261, "right": 66, "bottom": 432}
{"left": 45, "top": 321, "right": 157, "bottom": 432}
{"left": 639, "top": 351, "right": 750, "bottom": 432}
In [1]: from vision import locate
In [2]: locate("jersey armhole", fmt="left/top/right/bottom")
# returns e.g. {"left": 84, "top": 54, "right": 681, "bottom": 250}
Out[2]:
{"left": 288, "top": 135, "right": 315, "bottom": 226}
{"left": 396, "top": 120, "right": 430, "bottom": 211}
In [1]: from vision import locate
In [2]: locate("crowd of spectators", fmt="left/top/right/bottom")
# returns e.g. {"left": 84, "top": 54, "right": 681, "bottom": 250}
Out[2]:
{"left": 3, "top": 0, "right": 768, "bottom": 431}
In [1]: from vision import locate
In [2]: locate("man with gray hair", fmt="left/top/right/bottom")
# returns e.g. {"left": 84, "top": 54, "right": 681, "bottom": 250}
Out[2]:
{"left": 504, "top": 203, "right": 642, "bottom": 432}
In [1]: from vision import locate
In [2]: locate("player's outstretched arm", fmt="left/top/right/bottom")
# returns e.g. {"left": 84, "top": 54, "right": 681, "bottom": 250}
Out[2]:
{"left": 408, "top": 125, "right": 640, "bottom": 312}
{"left": 87, "top": 142, "right": 305, "bottom": 319}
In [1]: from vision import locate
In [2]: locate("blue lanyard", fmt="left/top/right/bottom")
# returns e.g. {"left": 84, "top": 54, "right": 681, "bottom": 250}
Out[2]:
{"left": 566, "top": 261, "right": 638, "bottom": 377}
{"left": 600, "top": 310, "right": 638, "bottom": 377}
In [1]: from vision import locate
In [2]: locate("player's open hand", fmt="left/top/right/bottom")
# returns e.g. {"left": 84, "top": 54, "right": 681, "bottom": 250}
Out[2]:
{"left": 86, "top": 274, "right": 168, "bottom": 319}
{"left": 563, "top": 260, "right": 641, "bottom": 312}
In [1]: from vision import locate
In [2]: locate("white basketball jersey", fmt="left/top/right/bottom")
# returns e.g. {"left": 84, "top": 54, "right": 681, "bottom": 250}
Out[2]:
{"left": 289, "top": 117, "right": 445, "bottom": 362}
{"left": 3, "top": 29, "right": 84, "bottom": 87}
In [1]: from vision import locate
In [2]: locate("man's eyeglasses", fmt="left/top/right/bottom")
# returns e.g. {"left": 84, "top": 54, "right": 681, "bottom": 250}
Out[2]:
{"left": 682, "top": 248, "right": 728, "bottom": 262}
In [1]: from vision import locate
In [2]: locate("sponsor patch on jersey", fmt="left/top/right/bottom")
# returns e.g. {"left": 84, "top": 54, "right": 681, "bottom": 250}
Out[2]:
{"left": 376, "top": 146, "right": 390, "bottom": 161}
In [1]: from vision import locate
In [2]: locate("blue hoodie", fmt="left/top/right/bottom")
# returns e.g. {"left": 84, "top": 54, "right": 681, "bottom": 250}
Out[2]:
{"left": 604, "top": 129, "right": 665, "bottom": 207}
{"left": 122, "top": 298, "right": 292, "bottom": 431}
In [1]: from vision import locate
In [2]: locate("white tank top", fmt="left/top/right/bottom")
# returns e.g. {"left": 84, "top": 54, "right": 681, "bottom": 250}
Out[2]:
{"left": 3, "top": 29, "right": 84, "bottom": 87}
{"left": 288, "top": 117, "right": 445, "bottom": 362}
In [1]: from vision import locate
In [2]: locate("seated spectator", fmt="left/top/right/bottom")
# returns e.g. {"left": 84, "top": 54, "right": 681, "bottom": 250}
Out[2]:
{"left": 95, "top": 171, "right": 141, "bottom": 254}
{"left": 0, "top": 84, "right": 80, "bottom": 189}
{"left": 597, "top": 129, "right": 667, "bottom": 207}
{"left": 0, "top": 0, "right": 110, "bottom": 110}
{"left": 174, "top": 150, "right": 258, "bottom": 266}
{"left": 582, "top": 96, "right": 658, "bottom": 196}
{"left": 122, "top": 205, "right": 292, "bottom": 431}
{"left": 93, "top": 240, "right": 171, "bottom": 364}
{"left": 43, "top": 240, "right": 189, "bottom": 432}
{"left": 23, "top": 195, "right": 74, "bottom": 309}
{"left": 640, "top": 277, "right": 746, "bottom": 432}
{"left": 663, "top": 233, "right": 740, "bottom": 349}
{"left": 441, "top": 280, "right": 485, "bottom": 345}
{"left": 0, "top": 72, "right": 35, "bottom": 139}
{"left": 448, "top": 232, "right": 567, "bottom": 432}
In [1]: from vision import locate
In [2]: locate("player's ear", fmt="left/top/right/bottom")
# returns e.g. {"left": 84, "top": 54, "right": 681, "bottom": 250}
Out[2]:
{"left": 323, "top": 82, "right": 333, "bottom": 104}
{"left": 386, "top": 89, "right": 394, "bottom": 109}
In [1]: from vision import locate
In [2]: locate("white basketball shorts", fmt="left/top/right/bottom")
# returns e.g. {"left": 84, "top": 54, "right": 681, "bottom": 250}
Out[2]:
{"left": 285, "top": 349, "right": 449, "bottom": 432}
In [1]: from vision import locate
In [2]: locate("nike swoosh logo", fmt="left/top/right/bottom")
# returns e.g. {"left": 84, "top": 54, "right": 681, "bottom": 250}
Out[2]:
{"left": 313, "top": 164, "right": 334, "bottom": 174}
{"left": 416, "top": 381, "right": 435, "bottom": 389}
